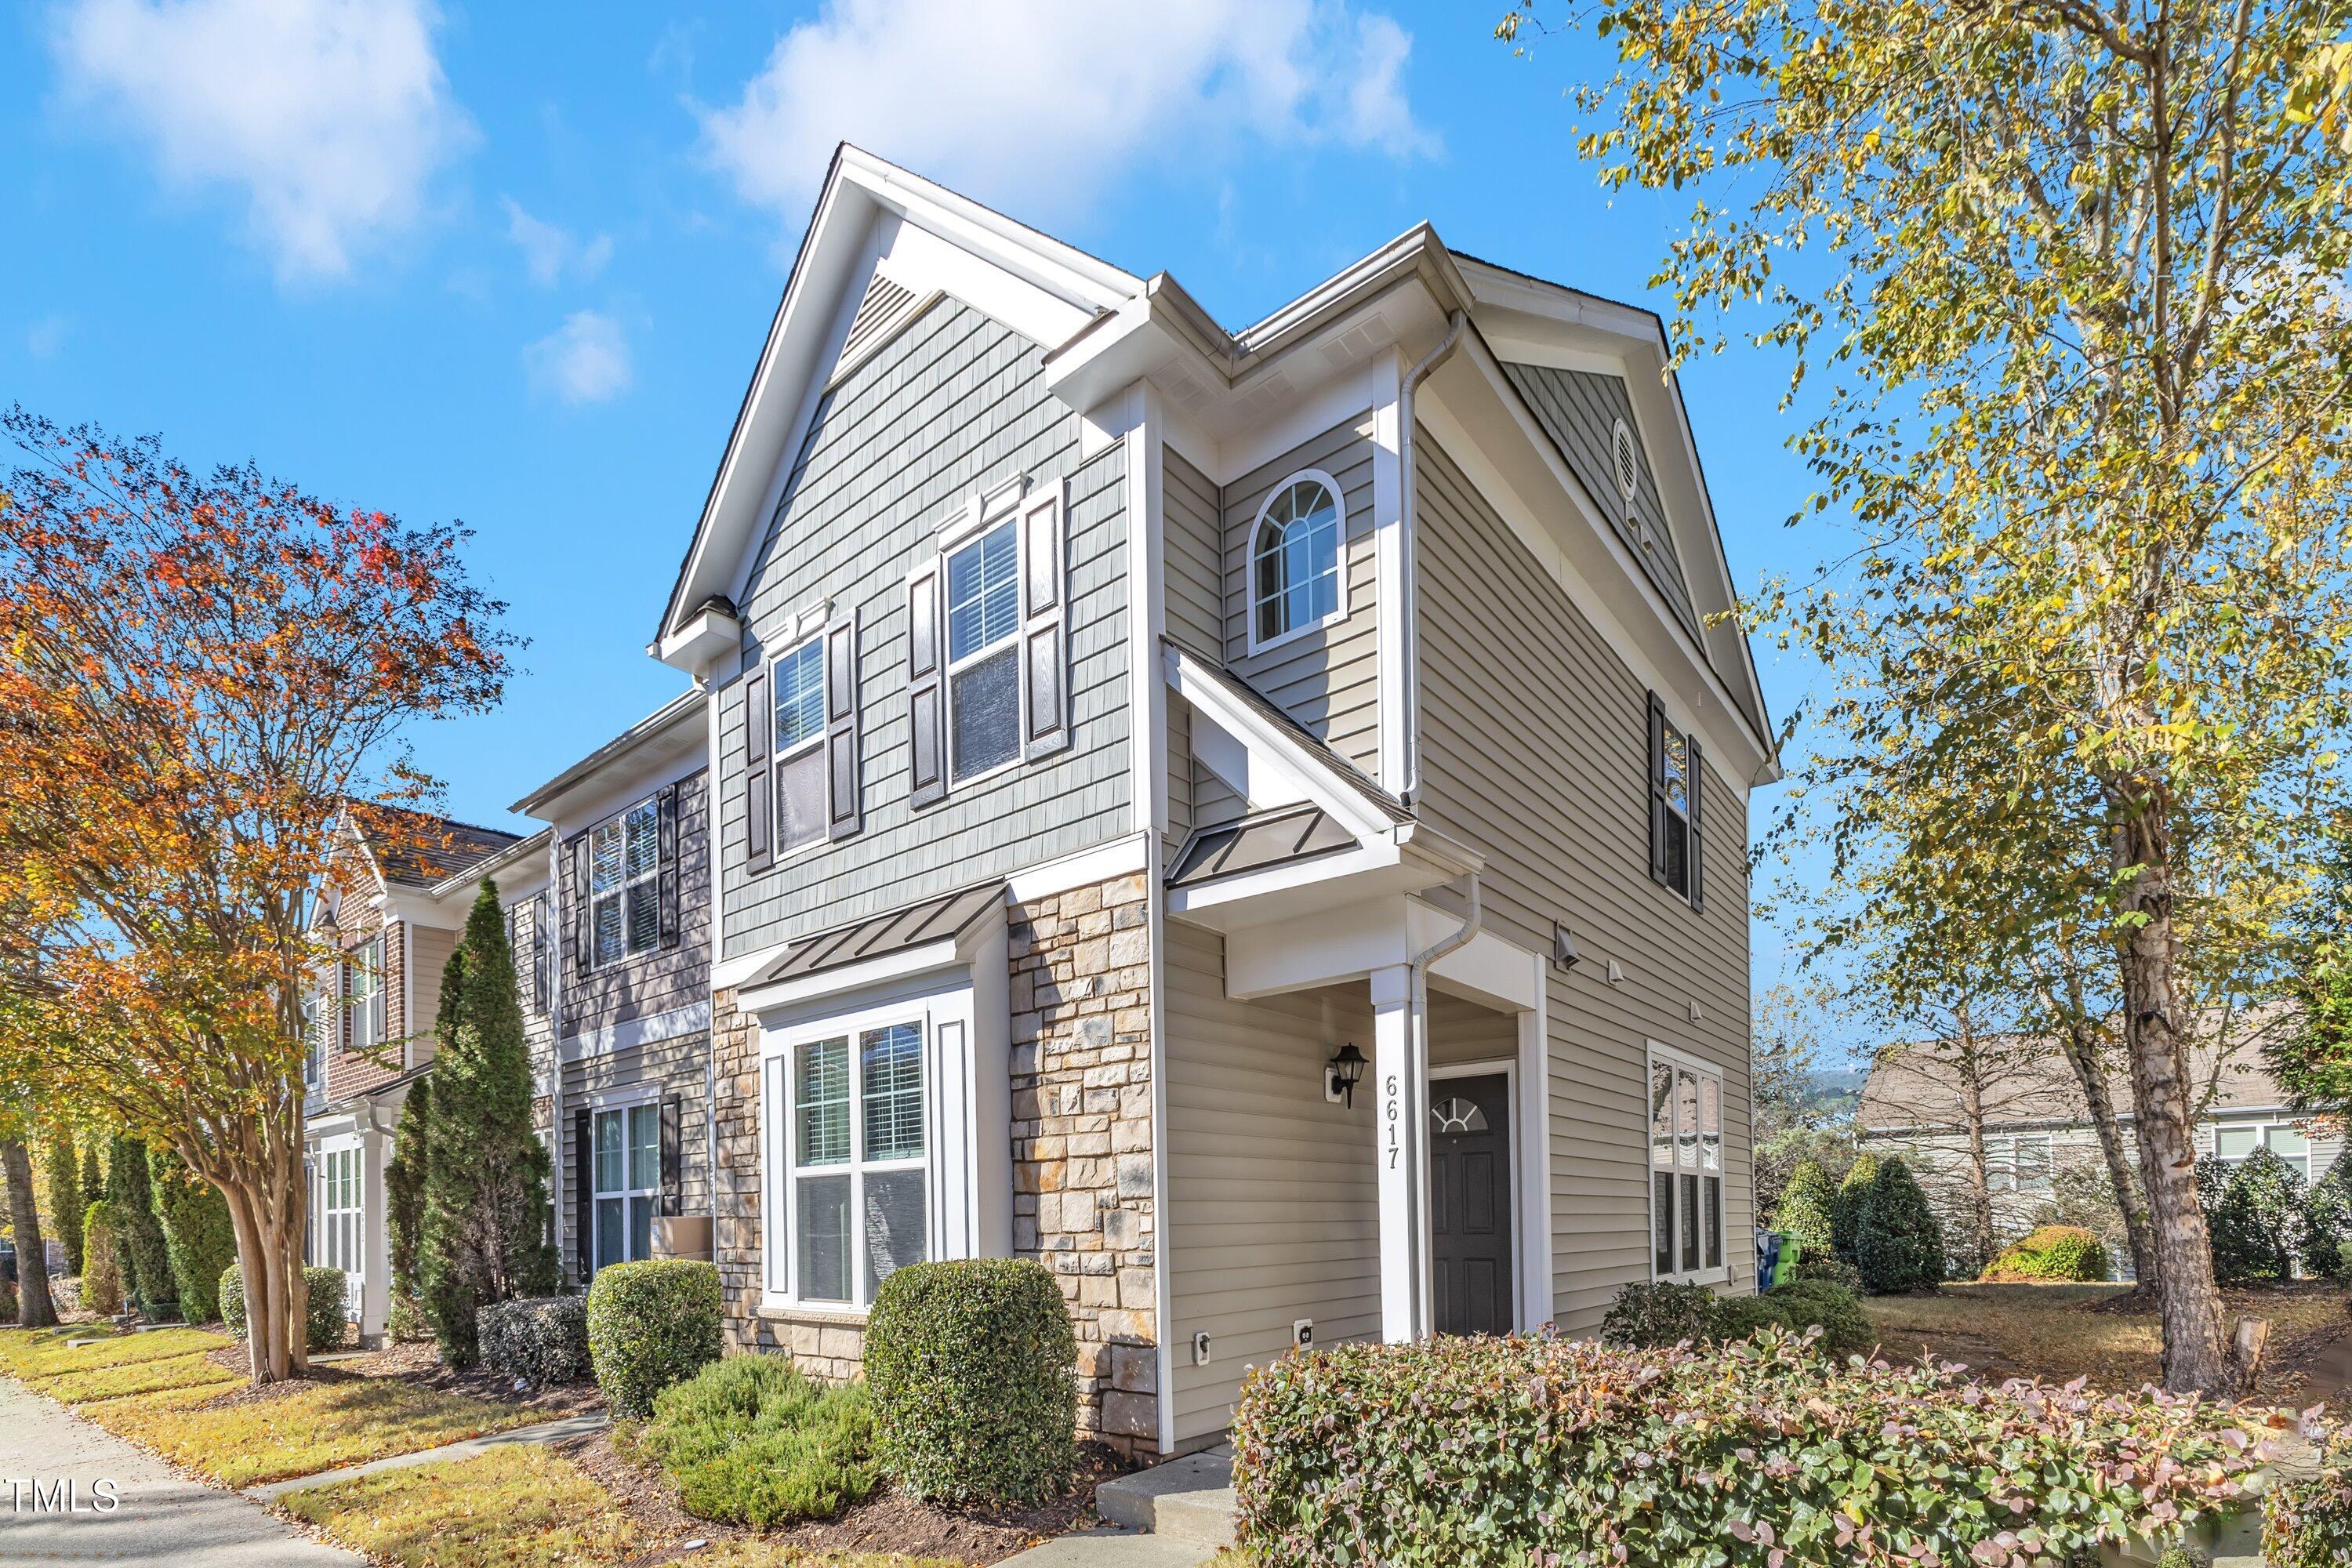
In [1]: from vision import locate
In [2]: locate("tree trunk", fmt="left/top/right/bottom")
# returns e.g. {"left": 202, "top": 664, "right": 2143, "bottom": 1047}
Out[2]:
{"left": 201, "top": 1093, "right": 310, "bottom": 1382}
{"left": 1955, "top": 1014, "right": 1997, "bottom": 1273}
{"left": 2, "top": 1138, "right": 58, "bottom": 1327}
{"left": 2111, "top": 788, "right": 2233, "bottom": 1393}
{"left": 2061, "top": 1020, "right": 2158, "bottom": 1290}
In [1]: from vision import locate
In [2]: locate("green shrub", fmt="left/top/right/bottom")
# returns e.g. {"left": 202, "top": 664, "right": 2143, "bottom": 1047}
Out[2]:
{"left": 1832, "top": 1151, "right": 1878, "bottom": 1259}
{"left": 2207, "top": 1149, "right": 2307, "bottom": 1283}
{"left": 151, "top": 1150, "right": 237, "bottom": 1323}
{"left": 1854, "top": 1156, "right": 1945, "bottom": 1294}
{"left": 1707, "top": 1295, "right": 1792, "bottom": 1342}
{"left": 1231, "top": 1330, "right": 2268, "bottom": 1568}
{"left": 634, "top": 1355, "right": 877, "bottom": 1526}
{"left": 2300, "top": 1157, "right": 2352, "bottom": 1280}
{"left": 1599, "top": 1280, "right": 1719, "bottom": 1348}
{"left": 220, "top": 1263, "right": 348, "bottom": 1351}
{"left": 1982, "top": 1224, "right": 2112, "bottom": 1283}
{"left": 1762, "top": 1278, "right": 1875, "bottom": 1359}
{"left": 2267, "top": 1425, "right": 2352, "bottom": 1568}
{"left": 1788, "top": 1249, "right": 1863, "bottom": 1293}
{"left": 1773, "top": 1159, "right": 1837, "bottom": 1251}
{"left": 105, "top": 1137, "right": 176, "bottom": 1318}
{"left": 585, "top": 1259, "right": 721, "bottom": 1417}
{"left": 0, "top": 1277, "right": 16, "bottom": 1323}
{"left": 79, "top": 1200, "right": 123, "bottom": 1315}
{"left": 864, "top": 1258, "right": 1076, "bottom": 1508}
{"left": 45, "top": 1134, "right": 85, "bottom": 1277}
{"left": 479, "top": 1296, "right": 590, "bottom": 1386}
{"left": 387, "top": 1294, "right": 433, "bottom": 1344}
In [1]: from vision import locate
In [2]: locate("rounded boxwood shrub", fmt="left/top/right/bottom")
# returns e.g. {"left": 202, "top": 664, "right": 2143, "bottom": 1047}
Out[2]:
{"left": 1854, "top": 1156, "right": 1945, "bottom": 1294}
{"left": 634, "top": 1354, "right": 877, "bottom": 1526}
{"left": 1707, "top": 1294, "right": 1792, "bottom": 1343}
{"left": 1981, "top": 1224, "right": 2111, "bottom": 1283}
{"left": 479, "top": 1295, "right": 591, "bottom": 1386}
{"left": 586, "top": 1258, "right": 721, "bottom": 1417}
{"left": 220, "top": 1262, "right": 348, "bottom": 1350}
{"left": 864, "top": 1258, "right": 1076, "bottom": 1508}
{"left": 1788, "top": 1249, "right": 1863, "bottom": 1293}
{"left": 2208, "top": 1149, "right": 2307, "bottom": 1283}
{"left": 1599, "top": 1280, "right": 1719, "bottom": 1348}
{"left": 1773, "top": 1159, "right": 1837, "bottom": 1252}
{"left": 1762, "top": 1278, "right": 1875, "bottom": 1359}
{"left": 2303, "top": 1156, "right": 2352, "bottom": 1281}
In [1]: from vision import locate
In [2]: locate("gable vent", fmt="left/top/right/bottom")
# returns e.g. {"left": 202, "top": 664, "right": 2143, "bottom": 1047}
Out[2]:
{"left": 1610, "top": 418, "right": 1642, "bottom": 510}
{"left": 826, "top": 274, "right": 928, "bottom": 390}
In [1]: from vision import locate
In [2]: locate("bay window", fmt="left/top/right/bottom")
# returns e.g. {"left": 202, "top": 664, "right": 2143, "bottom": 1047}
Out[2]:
{"left": 1650, "top": 1047, "right": 1725, "bottom": 1282}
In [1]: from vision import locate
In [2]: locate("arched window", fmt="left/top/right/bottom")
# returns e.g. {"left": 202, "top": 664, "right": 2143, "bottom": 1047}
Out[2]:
{"left": 1249, "top": 471, "right": 1345, "bottom": 651}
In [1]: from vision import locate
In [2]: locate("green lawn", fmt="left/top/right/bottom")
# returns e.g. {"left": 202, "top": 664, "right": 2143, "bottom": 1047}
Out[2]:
{"left": 0, "top": 1324, "right": 230, "bottom": 1382}
{"left": 86, "top": 1375, "right": 541, "bottom": 1487}
{"left": 38, "top": 1348, "right": 241, "bottom": 1405}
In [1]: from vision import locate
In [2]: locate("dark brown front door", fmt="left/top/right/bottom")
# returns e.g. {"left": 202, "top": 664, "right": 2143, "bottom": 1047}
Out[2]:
{"left": 1430, "top": 1072, "right": 1512, "bottom": 1336}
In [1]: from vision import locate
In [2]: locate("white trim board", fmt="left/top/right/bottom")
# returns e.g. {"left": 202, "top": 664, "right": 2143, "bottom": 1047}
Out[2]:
{"left": 560, "top": 1000, "right": 713, "bottom": 1065}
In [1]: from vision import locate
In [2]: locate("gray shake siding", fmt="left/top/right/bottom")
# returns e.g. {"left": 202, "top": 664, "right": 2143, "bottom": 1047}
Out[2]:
{"left": 1412, "top": 433, "right": 1754, "bottom": 1329}
{"left": 717, "top": 294, "right": 1133, "bottom": 959}
{"left": 1498, "top": 361, "right": 1696, "bottom": 636}
{"left": 560, "top": 771, "right": 713, "bottom": 1033}
{"left": 1220, "top": 417, "right": 1382, "bottom": 780}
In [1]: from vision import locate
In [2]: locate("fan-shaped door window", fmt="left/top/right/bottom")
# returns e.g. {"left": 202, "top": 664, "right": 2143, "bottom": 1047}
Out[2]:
{"left": 1249, "top": 471, "right": 1345, "bottom": 651}
{"left": 1432, "top": 1096, "right": 1490, "bottom": 1136}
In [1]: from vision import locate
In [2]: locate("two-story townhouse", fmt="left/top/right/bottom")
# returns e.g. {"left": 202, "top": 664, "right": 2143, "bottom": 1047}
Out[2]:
{"left": 645, "top": 147, "right": 1778, "bottom": 1459}
{"left": 305, "top": 807, "right": 555, "bottom": 1344}
{"left": 514, "top": 691, "right": 717, "bottom": 1284}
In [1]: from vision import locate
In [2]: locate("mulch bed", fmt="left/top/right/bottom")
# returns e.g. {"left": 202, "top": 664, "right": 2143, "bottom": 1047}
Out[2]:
{"left": 187, "top": 1337, "right": 604, "bottom": 1418}
{"left": 558, "top": 1426, "right": 1137, "bottom": 1567}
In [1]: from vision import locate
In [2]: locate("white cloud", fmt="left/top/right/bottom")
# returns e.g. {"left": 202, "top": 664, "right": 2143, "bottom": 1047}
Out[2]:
{"left": 50, "top": 0, "right": 472, "bottom": 281}
{"left": 27, "top": 316, "right": 71, "bottom": 358}
{"left": 501, "top": 197, "right": 612, "bottom": 286}
{"left": 698, "top": 0, "right": 1436, "bottom": 229}
{"left": 524, "top": 310, "right": 631, "bottom": 405}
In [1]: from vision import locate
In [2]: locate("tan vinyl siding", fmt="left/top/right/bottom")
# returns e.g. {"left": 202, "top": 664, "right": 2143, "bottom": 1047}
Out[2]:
{"left": 1193, "top": 764, "right": 1247, "bottom": 832}
{"left": 1165, "top": 923, "right": 1376, "bottom": 1443}
{"left": 1221, "top": 416, "right": 1381, "bottom": 779}
{"left": 407, "top": 922, "right": 460, "bottom": 1064}
{"left": 717, "top": 294, "right": 1132, "bottom": 958}
{"left": 1413, "top": 432, "right": 1754, "bottom": 1331}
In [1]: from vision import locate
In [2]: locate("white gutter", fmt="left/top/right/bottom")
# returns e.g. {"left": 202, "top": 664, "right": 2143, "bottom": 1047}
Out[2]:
{"left": 1397, "top": 310, "right": 1467, "bottom": 806}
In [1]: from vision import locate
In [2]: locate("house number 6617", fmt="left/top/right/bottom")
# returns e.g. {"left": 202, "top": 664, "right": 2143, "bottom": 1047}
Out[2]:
{"left": 1385, "top": 1074, "right": 1400, "bottom": 1168}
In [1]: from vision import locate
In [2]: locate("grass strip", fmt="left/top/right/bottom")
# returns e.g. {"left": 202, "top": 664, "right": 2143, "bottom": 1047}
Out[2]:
{"left": 40, "top": 1349, "right": 241, "bottom": 1405}
{"left": 88, "top": 1375, "right": 539, "bottom": 1486}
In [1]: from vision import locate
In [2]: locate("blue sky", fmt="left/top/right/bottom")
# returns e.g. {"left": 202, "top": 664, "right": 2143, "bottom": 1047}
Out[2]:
{"left": 0, "top": 2, "right": 1832, "bottom": 986}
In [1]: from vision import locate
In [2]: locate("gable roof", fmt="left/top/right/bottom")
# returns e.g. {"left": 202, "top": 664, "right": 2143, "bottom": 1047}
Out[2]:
{"left": 347, "top": 804, "right": 524, "bottom": 888}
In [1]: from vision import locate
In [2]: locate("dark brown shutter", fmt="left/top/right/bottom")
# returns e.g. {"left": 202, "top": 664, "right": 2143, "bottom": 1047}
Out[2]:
{"left": 825, "top": 610, "right": 862, "bottom": 839}
{"left": 572, "top": 1108, "right": 593, "bottom": 1283}
{"left": 572, "top": 834, "right": 592, "bottom": 978}
{"left": 742, "top": 664, "right": 774, "bottom": 873}
{"left": 1020, "top": 488, "right": 1069, "bottom": 760}
{"left": 659, "top": 1094, "right": 683, "bottom": 1218}
{"left": 908, "top": 560, "right": 946, "bottom": 808}
{"left": 339, "top": 956, "right": 352, "bottom": 1052}
{"left": 1686, "top": 732, "right": 1704, "bottom": 912}
{"left": 657, "top": 783, "right": 681, "bottom": 948}
{"left": 1646, "top": 691, "right": 1669, "bottom": 888}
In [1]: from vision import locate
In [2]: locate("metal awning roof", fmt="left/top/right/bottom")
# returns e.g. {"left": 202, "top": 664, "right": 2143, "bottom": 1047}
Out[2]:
{"left": 1167, "top": 804, "right": 1358, "bottom": 889}
{"left": 762, "top": 880, "right": 1008, "bottom": 983}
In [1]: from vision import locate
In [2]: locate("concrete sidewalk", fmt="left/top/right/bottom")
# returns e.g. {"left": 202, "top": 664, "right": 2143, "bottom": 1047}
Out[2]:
{"left": 0, "top": 1377, "right": 362, "bottom": 1566}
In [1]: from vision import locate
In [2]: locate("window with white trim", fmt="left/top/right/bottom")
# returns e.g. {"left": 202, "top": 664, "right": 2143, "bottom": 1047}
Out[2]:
{"left": 591, "top": 1102, "right": 659, "bottom": 1273}
{"left": 1986, "top": 1133, "right": 2055, "bottom": 1195}
{"left": 589, "top": 795, "right": 661, "bottom": 968}
{"left": 2216, "top": 1120, "right": 2315, "bottom": 1183}
{"left": 772, "top": 634, "right": 827, "bottom": 854}
{"left": 945, "top": 520, "right": 1021, "bottom": 782}
{"left": 1650, "top": 1049, "right": 1724, "bottom": 1280}
{"left": 315, "top": 1145, "right": 363, "bottom": 1283}
{"left": 346, "top": 935, "right": 384, "bottom": 1055}
{"left": 774, "top": 1018, "right": 930, "bottom": 1305}
{"left": 1657, "top": 721, "right": 1694, "bottom": 895}
{"left": 1249, "top": 472, "right": 1345, "bottom": 651}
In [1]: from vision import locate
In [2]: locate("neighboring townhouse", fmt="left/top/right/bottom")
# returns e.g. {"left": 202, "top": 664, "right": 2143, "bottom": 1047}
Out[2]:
{"left": 638, "top": 147, "right": 1779, "bottom": 1459}
{"left": 305, "top": 807, "right": 554, "bottom": 1344}
{"left": 1857, "top": 1015, "right": 2343, "bottom": 1266}
{"left": 514, "top": 691, "right": 717, "bottom": 1284}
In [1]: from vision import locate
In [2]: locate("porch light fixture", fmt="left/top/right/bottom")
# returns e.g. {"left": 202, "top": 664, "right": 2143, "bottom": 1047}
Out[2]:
{"left": 1325, "top": 1043, "right": 1367, "bottom": 1109}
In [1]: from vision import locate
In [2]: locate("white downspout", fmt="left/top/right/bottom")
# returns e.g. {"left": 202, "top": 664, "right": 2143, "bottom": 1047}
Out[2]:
{"left": 1397, "top": 310, "right": 1467, "bottom": 807}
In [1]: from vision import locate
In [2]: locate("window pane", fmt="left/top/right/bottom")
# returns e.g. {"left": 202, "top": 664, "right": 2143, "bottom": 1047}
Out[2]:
{"left": 1653, "top": 1171, "right": 1674, "bottom": 1276}
{"left": 778, "top": 746, "right": 826, "bottom": 853}
{"left": 2216, "top": 1126, "right": 2259, "bottom": 1161}
{"left": 1676, "top": 1069, "right": 1699, "bottom": 1171}
{"left": 1680, "top": 1173, "right": 1700, "bottom": 1272}
{"left": 2016, "top": 1137, "right": 2053, "bottom": 1194}
{"left": 950, "top": 644, "right": 1020, "bottom": 780}
{"left": 2267, "top": 1125, "right": 2311, "bottom": 1160}
{"left": 595, "top": 1197, "right": 624, "bottom": 1272}
{"left": 775, "top": 639, "right": 826, "bottom": 752}
{"left": 630, "top": 1195, "right": 654, "bottom": 1263}
{"left": 595, "top": 1110, "right": 624, "bottom": 1193}
{"left": 1252, "top": 480, "right": 1341, "bottom": 644}
{"left": 626, "top": 880, "right": 661, "bottom": 955}
{"left": 593, "top": 894, "right": 622, "bottom": 967}
{"left": 1662, "top": 728, "right": 1690, "bottom": 816}
{"left": 591, "top": 821, "right": 622, "bottom": 895}
{"left": 864, "top": 1171, "right": 928, "bottom": 1298}
{"left": 1700, "top": 1077, "right": 1721, "bottom": 1172}
{"left": 797, "top": 1174, "right": 851, "bottom": 1302}
{"left": 946, "top": 522, "right": 1020, "bottom": 662}
{"left": 1704, "top": 1176, "right": 1723, "bottom": 1270}
{"left": 1650, "top": 1059, "right": 1674, "bottom": 1171}
{"left": 630, "top": 1103, "right": 660, "bottom": 1190}
{"left": 624, "top": 799, "right": 660, "bottom": 881}
{"left": 862, "top": 1024, "right": 924, "bottom": 1161}
{"left": 796, "top": 1039, "right": 850, "bottom": 1166}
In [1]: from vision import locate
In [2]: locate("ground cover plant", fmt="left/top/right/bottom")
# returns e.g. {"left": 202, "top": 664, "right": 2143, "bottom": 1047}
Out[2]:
{"left": 625, "top": 1353, "right": 877, "bottom": 1526}
{"left": 1232, "top": 1327, "right": 2274, "bottom": 1567}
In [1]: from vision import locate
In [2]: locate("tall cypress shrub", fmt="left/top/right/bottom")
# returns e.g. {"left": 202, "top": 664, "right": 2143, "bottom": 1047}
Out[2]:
{"left": 151, "top": 1148, "right": 238, "bottom": 1323}
{"left": 1774, "top": 1159, "right": 1837, "bottom": 1252}
{"left": 1855, "top": 1156, "right": 1947, "bottom": 1294}
{"left": 105, "top": 1136, "right": 176, "bottom": 1318}
{"left": 385, "top": 1074, "right": 434, "bottom": 1341}
{"left": 80, "top": 1144, "right": 103, "bottom": 1207}
{"left": 44, "top": 1133, "right": 85, "bottom": 1276}
{"left": 420, "top": 880, "right": 557, "bottom": 1365}
{"left": 1832, "top": 1151, "right": 1879, "bottom": 1261}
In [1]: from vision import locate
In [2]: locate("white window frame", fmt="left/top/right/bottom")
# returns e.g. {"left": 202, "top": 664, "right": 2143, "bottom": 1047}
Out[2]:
{"left": 762, "top": 998, "right": 936, "bottom": 1312}
{"left": 1245, "top": 467, "right": 1349, "bottom": 657}
{"left": 942, "top": 513, "right": 1024, "bottom": 791}
{"left": 1985, "top": 1132, "right": 2056, "bottom": 1196}
{"left": 1646, "top": 1042, "right": 1728, "bottom": 1286}
{"left": 1656, "top": 718, "right": 1696, "bottom": 902}
{"left": 587, "top": 1091, "right": 660, "bottom": 1276}
{"left": 314, "top": 1138, "right": 365, "bottom": 1293}
{"left": 347, "top": 935, "right": 385, "bottom": 1055}
{"left": 587, "top": 793, "right": 662, "bottom": 971}
{"left": 768, "top": 631, "right": 829, "bottom": 860}
{"left": 2213, "top": 1117, "right": 2318, "bottom": 1184}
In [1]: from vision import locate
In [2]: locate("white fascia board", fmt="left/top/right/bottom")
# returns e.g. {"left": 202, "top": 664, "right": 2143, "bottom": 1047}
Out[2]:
{"left": 1417, "top": 344, "right": 1773, "bottom": 791}
{"left": 658, "top": 605, "right": 744, "bottom": 679}
{"left": 1162, "top": 644, "right": 1396, "bottom": 840}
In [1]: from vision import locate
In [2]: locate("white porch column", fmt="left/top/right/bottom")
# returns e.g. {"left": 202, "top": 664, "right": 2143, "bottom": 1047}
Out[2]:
{"left": 1370, "top": 963, "right": 1428, "bottom": 1342}
{"left": 358, "top": 1120, "right": 392, "bottom": 1346}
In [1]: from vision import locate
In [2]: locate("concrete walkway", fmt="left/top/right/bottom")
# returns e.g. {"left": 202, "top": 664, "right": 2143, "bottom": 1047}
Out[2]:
{"left": 241, "top": 1412, "right": 610, "bottom": 1501}
{"left": 0, "top": 1377, "right": 362, "bottom": 1567}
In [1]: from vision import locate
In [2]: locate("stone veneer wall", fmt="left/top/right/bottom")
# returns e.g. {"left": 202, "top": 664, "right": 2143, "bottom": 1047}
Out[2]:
{"left": 710, "top": 870, "right": 1161, "bottom": 1454}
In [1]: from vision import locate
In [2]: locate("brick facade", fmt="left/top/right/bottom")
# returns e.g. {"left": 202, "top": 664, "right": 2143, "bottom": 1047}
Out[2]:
{"left": 712, "top": 870, "right": 1162, "bottom": 1454}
